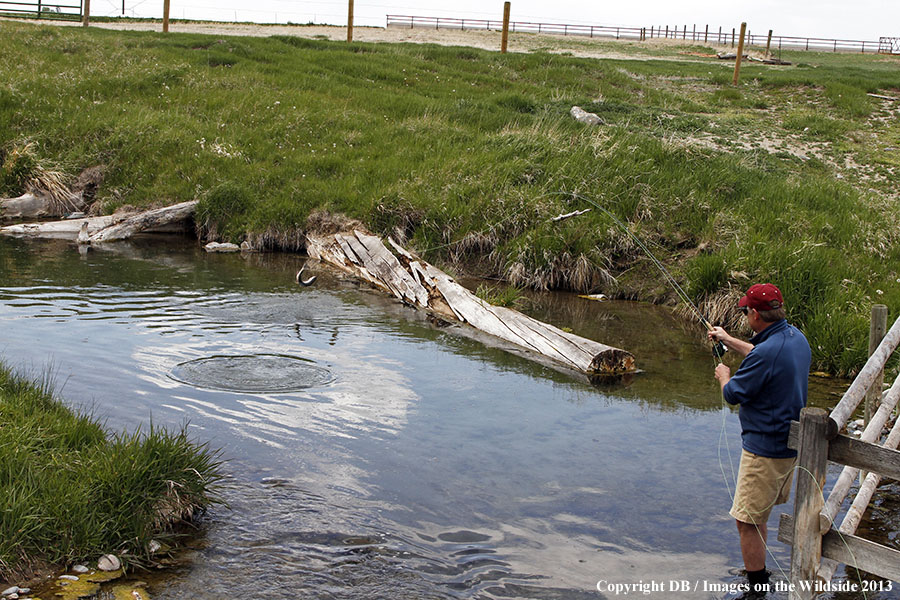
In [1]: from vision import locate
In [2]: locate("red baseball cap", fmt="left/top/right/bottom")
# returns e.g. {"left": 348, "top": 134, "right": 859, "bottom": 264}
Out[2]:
{"left": 739, "top": 283, "right": 784, "bottom": 311}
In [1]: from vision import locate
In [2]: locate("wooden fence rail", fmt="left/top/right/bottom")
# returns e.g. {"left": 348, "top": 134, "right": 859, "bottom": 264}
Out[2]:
{"left": 386, "top": 14, "right": 891, "bottom": 54}
{"left": 777, "top": 309, "right": 900, "bottom": 599}
{"left": 0, "top": 0, "right": 81, "bottom": 20}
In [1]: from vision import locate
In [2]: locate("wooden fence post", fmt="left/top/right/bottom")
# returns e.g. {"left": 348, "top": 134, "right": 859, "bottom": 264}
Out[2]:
{"left": 82, "top": 0, "right": 90, "bottom": 26}
{"left": 766, "top": 29, "right": 773, "bottom": 56}
{"left": 866, "top": 305, "right": 889, "bottom": 427}
{"left": 790, "top": 407, "right": 829, "bottom": 600}
{"left": 346, "top": 0, "right": 354, "bottom": 42}
{"left": 732, "top": 22, "right": 747, "bottom": 85}
{"left": 500, "top": 1, "right": 510, "bottom": 53}
{"left": 704, "top": 24, "right": 708, "bottom": 42}
{"left": 162, "top": 0, "right": 170, "bottom": 32}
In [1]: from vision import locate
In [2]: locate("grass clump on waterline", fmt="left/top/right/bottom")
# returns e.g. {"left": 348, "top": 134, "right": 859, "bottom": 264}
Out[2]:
{"left": 0, "top": 361, "right": 223, "bottom": 583}
{"left": 1, "top": 22, "right": 899, "bottom": 375}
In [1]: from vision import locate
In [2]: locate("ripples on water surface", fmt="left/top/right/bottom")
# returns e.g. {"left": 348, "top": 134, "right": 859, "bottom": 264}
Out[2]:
{"left": 0, "top": 236, "right": 891, "bottom": 600}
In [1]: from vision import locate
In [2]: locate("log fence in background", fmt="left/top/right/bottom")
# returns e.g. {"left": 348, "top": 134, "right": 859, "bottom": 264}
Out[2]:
{"left": 386, "top": 14, "right": 892, "bottom": 54}
{"left": 0, "top": 0, "right": 81, "bottom": 20}
{"left": 778, "top": 307, "right": 900, "bottom": 598}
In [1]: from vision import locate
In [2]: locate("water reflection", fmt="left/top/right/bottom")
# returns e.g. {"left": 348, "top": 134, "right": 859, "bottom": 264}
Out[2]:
{"left": 1, "top": 235, "right": 885, "bottom": 600}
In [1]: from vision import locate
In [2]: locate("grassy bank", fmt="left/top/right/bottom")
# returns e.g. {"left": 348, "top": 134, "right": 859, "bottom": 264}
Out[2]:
{"left": 0, "top": 361, "right": 222, "bottom": 583}
{"left": 1, "top": 21, "right": 899, "bottom": 375}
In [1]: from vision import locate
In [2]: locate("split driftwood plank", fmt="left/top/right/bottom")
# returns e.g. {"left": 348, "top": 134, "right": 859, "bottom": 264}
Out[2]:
{"left": 494, "top": 305, "right": 597, "bottom": 368}
{"left": 355, "top": 231, "right": 429, "bottom": 306}
{"left": 350, "top": 231, "right": 409, "bottom": 301}
{"left": 306, "top": 229, "right": 635, "bottom": 376}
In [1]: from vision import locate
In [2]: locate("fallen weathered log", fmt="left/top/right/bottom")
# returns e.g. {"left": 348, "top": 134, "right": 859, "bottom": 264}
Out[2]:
{"left": 0, "top": 214, "right": 127, "bottom": 237}
{"left": 306, "top": 229, "right": 635, "bottom": 376}
{"left": 88, "top": 201, "right": 197, "bottom": 243}
{"left": 717, "top": 52, "right": 748, "bottom": 60}
{"left": 1, "top": 166, "right": 104, "bottom": 221}
{"left": 0, "top": 193, "right": 68, "bottom": 220}
{"left": 1, "top": 201, "right": 197, "bottom": 242}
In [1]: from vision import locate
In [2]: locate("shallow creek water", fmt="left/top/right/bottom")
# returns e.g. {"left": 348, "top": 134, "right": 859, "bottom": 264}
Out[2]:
{"left": 0, "top": 235, "right": 895, "bottom": 599}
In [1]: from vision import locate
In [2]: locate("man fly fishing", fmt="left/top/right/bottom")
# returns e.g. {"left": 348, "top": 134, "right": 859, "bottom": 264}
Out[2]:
{"left": 707, "top": 284, "right": 811, "bottom": 598}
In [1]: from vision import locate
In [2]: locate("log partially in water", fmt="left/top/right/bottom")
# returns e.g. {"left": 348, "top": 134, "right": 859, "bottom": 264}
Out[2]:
{"left": 0, "top": 201, "right": 197, "bottom": 242}
{"left": 0, "top": 214, "right": 127, "bottom": 237}
{"left": 307, "top": 230, "right": 635, "bottom": 376}
{"left": 88, "top": 200, "right": 197, "bottom": 243}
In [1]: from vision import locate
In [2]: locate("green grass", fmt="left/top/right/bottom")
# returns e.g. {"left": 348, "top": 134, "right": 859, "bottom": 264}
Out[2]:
{"left": 0, "top": 361, "right": 223, "bottom": 581}
{"left": 475, "top": 282, "right": 524, "bottom": 308}
{"left": 1, "top": 21, "right": 900, "bottom": 375}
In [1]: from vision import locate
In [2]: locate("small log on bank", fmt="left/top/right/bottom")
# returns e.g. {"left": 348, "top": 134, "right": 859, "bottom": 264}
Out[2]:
{"left": 0, "top": 201, "right": 197, "bottom": 242}
{"left": 306, "top": 230, "right": 635, "bottom": 376}
{"left": 1, "top": 214, "right": 126, "bottom": 237}
{"left": 0, "top": 192, "right": 74, "bottom": 220}
{"left": 88, "top": 200, "right": 197, "bottom": 243}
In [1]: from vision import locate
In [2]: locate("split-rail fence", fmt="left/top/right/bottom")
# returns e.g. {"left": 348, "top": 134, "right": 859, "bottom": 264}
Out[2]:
{"left": 778, "top": 305, "right": 900, "bottom": 599}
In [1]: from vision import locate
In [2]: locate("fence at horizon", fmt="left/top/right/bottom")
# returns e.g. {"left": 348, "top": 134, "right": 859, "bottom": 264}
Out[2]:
{"left": 386, "top": 14, "right": 895, "bottom": 54}
{"left": 0, "top": 1, "right": 896, "bottom": 55}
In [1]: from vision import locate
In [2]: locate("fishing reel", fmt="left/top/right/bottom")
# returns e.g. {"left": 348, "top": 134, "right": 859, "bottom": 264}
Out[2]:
{"left": 712, "top": 340, "right": 727, "bottom": 360}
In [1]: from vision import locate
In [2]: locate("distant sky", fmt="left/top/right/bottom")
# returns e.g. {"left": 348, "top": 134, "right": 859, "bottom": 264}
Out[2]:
{"left": 95, "top": 0, "right": 898, "bottom": 42}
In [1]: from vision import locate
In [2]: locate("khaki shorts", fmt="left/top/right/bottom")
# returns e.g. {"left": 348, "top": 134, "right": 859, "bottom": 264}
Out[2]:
{"left": 730, "top": 449, "right": 797, "bottom": 525}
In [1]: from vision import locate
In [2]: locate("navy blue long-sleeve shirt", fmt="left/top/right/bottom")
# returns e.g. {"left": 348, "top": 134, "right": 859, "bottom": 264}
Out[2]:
{"left": 723, "top": 319, "right": 812, "bottom": 458}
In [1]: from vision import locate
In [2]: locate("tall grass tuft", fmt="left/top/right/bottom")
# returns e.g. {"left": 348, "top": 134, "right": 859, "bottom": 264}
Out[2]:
{"left": 0, "top": 361, "right": 223, "bottom": 582}
{"left": 687, "top": 254, "right": 728, "bottom": 300}
{"left": 196, "top": 181, "right": 254, "bottom": 243}
{"left": 475, "top": 282, "right": 524, "bottom": 308}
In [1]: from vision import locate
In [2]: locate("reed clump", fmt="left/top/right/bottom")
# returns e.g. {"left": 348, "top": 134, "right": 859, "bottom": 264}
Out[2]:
{"left": 0, "top": 361, "right": 223, "bottom": 583}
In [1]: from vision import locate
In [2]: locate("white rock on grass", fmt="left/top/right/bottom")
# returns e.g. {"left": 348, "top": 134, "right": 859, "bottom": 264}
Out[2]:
{"left": 570, "top": 106, "right": 603, "bottom": 126}
{"left": 72, "top": 565, "right": 90, "bottom": 573}
{"left": 98, "top": 554, "right": 121, "bottom": 571}
{"left": 2, "top": 587, "right": 21, "bottom": 597}
{"left": 59, "top": 575, "right": 79, "bottom": 581}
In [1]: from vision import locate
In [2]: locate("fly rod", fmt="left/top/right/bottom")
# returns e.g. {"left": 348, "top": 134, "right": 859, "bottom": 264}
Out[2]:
{"left": 554, "top": 192, "right": 727, "bottom": 361}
